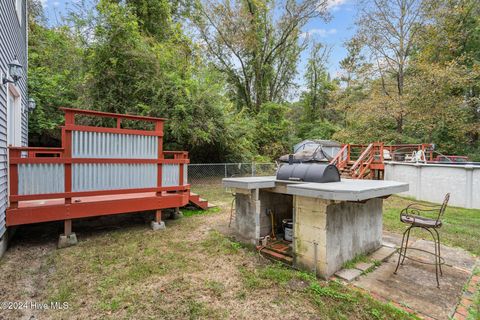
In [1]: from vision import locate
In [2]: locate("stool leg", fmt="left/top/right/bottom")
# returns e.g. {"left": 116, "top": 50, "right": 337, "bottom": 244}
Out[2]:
{"left": 426, "top": 227, "right": 440, "bottom": 288}
{"left": 394, "top": 226, "right": 410, "bottom": 274}
{"left": 401, "top": 227, "right": 412, "bottom": 265}
{"left": 434, "top": 228, "right": 443, "bottom": 276}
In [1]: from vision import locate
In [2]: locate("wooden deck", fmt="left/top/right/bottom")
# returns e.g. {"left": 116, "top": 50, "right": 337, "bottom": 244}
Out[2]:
{"left": 8, "top": 191, "right": 189, "bottom": 226}
{"left": 6, "top": 108, "right": 192, "bottom": 232}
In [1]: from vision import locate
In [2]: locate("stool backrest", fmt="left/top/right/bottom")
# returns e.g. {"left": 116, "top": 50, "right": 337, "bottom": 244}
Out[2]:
{"left": 437, "top": 193, "right": 450, "bottom": 224}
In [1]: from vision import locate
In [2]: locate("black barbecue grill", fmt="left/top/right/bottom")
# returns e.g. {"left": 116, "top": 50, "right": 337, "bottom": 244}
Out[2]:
{"left": 276, "top": 163, "right": 340, "bottom": 183}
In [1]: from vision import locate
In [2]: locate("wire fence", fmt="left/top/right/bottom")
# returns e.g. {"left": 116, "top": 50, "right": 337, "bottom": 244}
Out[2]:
{"left": 187, "top": 163, "right": 277, "bottom": 186}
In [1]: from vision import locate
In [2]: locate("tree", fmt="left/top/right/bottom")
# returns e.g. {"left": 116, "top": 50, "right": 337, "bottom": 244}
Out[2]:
{"left": 85, "top": 0, "right": 258, "bottom": 162}
{"left": 28, "top": 0, "right": 85, "bottom": 145}
{"left": 255, "top": 102, "right": 292, "bottom": 158}
{"left": 404, "top": 61, "right": 478, "bottom": 154}
{"left": 356, "top": 0, "right": 426, "bottom": 134}
{"left": 194, "top": 0, "right": 330, "bottom": 112}
{"left": 417, "top": 0, "right": 480, "bottom": 66}
{"left": 27, "top": 0, "right": 263, "bottom": 162}
{"left": 301, "top": 43, "right": 335, "bottom": 120}
{"left": 416, "top": 0, "right": 480, "bottom": 156}
{"left": 338, "top": 37, "right": 370, "bottom": 89}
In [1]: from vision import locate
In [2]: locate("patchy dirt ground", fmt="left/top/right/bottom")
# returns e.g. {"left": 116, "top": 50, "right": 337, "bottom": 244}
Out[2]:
{"left": 0, "top": 196, "right": 414, "bottom": 320}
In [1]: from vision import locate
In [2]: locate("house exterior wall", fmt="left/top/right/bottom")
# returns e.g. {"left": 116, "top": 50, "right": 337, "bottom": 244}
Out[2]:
{"left": 0, "top": 0, "right": 29, "bottom": 239}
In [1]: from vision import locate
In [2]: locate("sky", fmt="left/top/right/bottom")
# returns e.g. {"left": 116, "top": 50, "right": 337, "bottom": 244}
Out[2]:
{"left": 41, "top": 0, "right": 357, "bottom": 83}
{"left": 299, "top": 0, "right": 357, "bottom": 78}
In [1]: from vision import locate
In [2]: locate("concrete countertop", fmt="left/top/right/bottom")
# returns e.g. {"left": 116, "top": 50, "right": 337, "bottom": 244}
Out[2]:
{"left": 286, "top": 179, "right": 408, "bottom": 201}
{"left": 222, "top": 176, "right": 277, "bottom": 189}
{"left": 222, "top": 176, "right": 408, "bottom": 201}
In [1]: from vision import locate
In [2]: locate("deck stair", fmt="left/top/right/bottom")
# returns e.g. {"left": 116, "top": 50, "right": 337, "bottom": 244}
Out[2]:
{"left": 338, "top": 161, "right": 355, "bottom": 179}
{"left": 188, "top": 192, "right": 209, "bottom": 210}
{"left": 330, "top": 142, "right": 435, "bottom": 180}
{"left": 330, "top": 143, "right": 383, "bottom": 179}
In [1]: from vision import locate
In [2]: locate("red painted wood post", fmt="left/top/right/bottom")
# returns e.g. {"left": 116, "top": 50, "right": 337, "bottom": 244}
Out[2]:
{"left": 347, "top": 144, "right": 351, "bottom": 163}
{"left": 179, "top": 152, "right": 184, "bottom": 186}
{"left": 63, "top": 110, "right": 74, "bottom": 205}
{"left": 8, "top": 149, "right": 20, "bottom": 209}
{"left": 156, "top": 120, "right": 164, "bottom": 197}
{"left": 380, "top": 142, "right": 384, "bottom": 163}
{"left": 64, "top": 219, "right": 72, "bottom": 236}
{"left": 155, "top": 210, "right": 162, "bottom": 223}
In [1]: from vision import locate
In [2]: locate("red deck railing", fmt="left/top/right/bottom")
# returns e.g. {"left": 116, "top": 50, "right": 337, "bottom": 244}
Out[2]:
{"left": 330, "top": 143, "right": 434, "bottom": 179}
{"left": 7, "top": 108, "right": 191, "bottom": 226}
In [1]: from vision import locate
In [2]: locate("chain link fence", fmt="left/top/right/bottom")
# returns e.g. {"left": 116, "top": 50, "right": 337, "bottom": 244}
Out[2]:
{"left": 187, "top": 163, "right": 277, "bottom": 186}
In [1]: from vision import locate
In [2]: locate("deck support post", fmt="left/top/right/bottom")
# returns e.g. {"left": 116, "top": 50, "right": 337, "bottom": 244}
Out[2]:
{"left": 151, "top": 209, "right": 166, "bottom": 231}
{"left": 58, "top": 219, "right": 78, "bottom": 249}
{"left": 155, "top": 210, "right": 162, "bottom": 223}
{"left": 64, "top": 219, "right": 72, "bottom": 236}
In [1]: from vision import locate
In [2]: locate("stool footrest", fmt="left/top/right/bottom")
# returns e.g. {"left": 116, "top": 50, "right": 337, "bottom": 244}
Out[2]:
{"left": 396, "top": 247, "right": 445, "bottom": 266}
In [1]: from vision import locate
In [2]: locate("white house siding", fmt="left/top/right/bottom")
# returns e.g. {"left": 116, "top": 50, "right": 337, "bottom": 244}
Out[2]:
{"left": 0, "top": 0, "right": 29, "bottom": 239}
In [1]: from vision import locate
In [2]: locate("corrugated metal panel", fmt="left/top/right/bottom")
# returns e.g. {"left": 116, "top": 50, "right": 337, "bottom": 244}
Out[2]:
{"left": 18, "top": 164, "right": 65, "bottom": 195}
{"left": 72, "top": 131, "right": 158, "bottom": 159}
{"left": 162, "top": 164, "right": 180, "bottom": 187}
{"left": 1, "top": 0, "right": 28, "bottom": 238}
{"left": 72, "top": 163, "right": 157, "bottom": 192}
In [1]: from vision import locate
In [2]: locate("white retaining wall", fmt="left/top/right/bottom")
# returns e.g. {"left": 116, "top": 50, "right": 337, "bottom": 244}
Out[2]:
{"left": 384, "top": 162, "right": 479, "bottom": 209}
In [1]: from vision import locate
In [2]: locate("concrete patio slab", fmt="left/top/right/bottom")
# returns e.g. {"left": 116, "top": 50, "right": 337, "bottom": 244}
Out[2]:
{"left": 355, "top": 262, "right": 374, "bottom": 272}
{"left": 411, "top": 239, "right": 477, "bottom": 272}
{"left": 369, "top": 246, "right": 396, "bottom": 262}
{"left": 353, "top": 237, "right": 478, "bottom": 320}
{"left": 335, "top": 268, "right": 363, "bottom": 281}
{"left": 382, "top": 231, "right": 406, "bottom": 247}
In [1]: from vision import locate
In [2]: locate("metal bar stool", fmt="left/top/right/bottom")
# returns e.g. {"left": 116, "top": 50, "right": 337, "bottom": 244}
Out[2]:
{"left": 393, "top": 193, "right": 450, "bottom": 288}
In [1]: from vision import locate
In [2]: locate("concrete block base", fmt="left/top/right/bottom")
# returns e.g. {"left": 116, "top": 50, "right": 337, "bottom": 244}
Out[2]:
{"left": 231, "top": 185, "right": 385, "bottom": 279}
{"left": 58, "top": 233, "right": 78, "bottom": 249}
{"left": 233, "top": 190, "right": 293, "bottom": 243}
{"left": 294, "top": 197, "right": 383, "bottom": 279}
{"left": 150, "top": 221, "right": 166, "bottom": 231}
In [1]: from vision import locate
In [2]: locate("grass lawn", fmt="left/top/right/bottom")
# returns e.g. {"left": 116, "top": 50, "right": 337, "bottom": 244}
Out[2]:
{"left": 0, "top": 186, "right": 477, "bottom": 319}
{"left": 39, "top": 224, "right": 415, "bottom": 320}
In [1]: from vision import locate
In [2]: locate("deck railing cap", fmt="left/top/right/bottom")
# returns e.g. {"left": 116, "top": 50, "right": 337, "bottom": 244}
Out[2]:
{"left": 60, "top": 107, "right": 167, "bottom": 122}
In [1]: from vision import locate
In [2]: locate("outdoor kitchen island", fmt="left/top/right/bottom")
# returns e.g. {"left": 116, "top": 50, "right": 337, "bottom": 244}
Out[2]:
{"left": 223, "top": 176, "right": 408, "bottom": 278}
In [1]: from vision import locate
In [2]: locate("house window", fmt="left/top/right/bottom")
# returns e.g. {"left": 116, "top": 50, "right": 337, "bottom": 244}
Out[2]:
{"left": 14, "top": 0, "right": 22, "bottom": 24}
{"left": 7, "top": 85, "right": 22, "bottom": 147}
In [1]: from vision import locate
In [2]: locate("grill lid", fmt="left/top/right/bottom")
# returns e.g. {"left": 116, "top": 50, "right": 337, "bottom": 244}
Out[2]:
{"left": 276, "top": 163, "right": 340, "bottom": 183}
